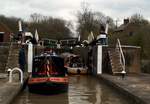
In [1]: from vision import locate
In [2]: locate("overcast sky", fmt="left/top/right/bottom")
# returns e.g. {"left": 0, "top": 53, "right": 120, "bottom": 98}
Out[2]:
{"left": 0, "top": 0, "right": 150, "bottom": 24}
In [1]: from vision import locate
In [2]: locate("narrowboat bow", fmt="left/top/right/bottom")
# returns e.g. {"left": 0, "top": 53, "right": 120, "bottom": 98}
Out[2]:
{"left": 28, "top": 53, "right": 68, "bottom": 94}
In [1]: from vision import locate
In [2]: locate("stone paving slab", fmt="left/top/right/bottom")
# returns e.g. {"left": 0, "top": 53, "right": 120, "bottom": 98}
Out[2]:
{"left": 98, "top": 74, "right": 150, "bottom": 104}
{"left": 0, "top": 73, "right": 28, "bottom": 104}
{"left": 0, "top": 82, "right": 22, "bottom": 104}
{"left": 0, "top": 73, "right": 21, "bottom": 104}
{"left": 0, "top": 73, "right": 8, "bottom": 79}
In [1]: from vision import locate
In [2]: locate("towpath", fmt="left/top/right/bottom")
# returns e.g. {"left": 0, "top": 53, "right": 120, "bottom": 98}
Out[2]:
{"left": 98, "top": 74, "right": 150, "bottom": 104}
{"left": 0, "top": 73, "right": 28, "bottom": 104}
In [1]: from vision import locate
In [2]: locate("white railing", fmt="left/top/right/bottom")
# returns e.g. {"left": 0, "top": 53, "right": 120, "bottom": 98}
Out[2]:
{"left": 9, "top": 67, "right": 23, "bottom": 84}
{"left": 116, "top": 39, "right": 126, "bottom": 73}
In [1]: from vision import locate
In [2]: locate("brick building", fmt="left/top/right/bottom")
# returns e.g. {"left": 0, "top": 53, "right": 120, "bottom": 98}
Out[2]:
{"left": 0, "top": 22, "right": 12, "bottom": 42}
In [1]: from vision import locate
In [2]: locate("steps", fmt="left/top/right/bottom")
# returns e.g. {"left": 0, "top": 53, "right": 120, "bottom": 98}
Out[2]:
{"left": 108, "top": 49, "right": 123, "bottom": 75}
{"left": 5, "top": 43, "right": 20, "bottom": 71}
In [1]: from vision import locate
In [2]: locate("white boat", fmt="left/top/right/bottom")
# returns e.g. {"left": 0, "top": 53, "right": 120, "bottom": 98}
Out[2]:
{"left": 61, "top": 53, "right": 87, "bottom": 74}
{"left": 67, "top": 66, "right": 87, "bottom": 74}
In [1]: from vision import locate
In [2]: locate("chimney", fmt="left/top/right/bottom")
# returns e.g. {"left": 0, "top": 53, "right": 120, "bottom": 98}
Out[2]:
{"left": 124, "top": 18, "right": 129, "bottom": 25}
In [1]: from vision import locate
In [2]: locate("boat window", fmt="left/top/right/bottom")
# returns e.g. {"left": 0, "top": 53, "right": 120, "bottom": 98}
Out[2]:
{"left": 69, "top": 56, "right": 83, "bottom": 67}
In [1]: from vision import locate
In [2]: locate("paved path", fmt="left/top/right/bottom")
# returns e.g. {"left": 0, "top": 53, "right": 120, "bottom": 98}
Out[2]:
{"left": 0, "top": 73, "right": 8, "bottom": 84}
{"left": 0, "top": 73, "right": 28, "bottom": 104}
{"left": 98, "top": 74, "right": 150, "bottom": 104}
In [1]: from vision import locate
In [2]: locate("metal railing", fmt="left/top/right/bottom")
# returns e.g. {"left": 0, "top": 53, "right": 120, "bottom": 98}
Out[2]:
{"left": 116, "top": 39, "right": 126, "bottom": 73}
{"left": 8, "top": 67, "right": 23, "bottom": 84}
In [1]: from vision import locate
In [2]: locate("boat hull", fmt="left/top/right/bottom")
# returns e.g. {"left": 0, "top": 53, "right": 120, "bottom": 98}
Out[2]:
{"left": 67, "top": 67, "right": 87, "bottom": 75}
{"left": 28, "top": 77, "right": 68, "bottom": 94}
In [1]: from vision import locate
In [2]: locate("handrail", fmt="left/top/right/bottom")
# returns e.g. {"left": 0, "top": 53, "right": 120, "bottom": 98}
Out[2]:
{"left": 116, "top": 39, "right": 126, "bottom": 73}
{"left": 9, "top": 67, "right": 23, "bottom": 84}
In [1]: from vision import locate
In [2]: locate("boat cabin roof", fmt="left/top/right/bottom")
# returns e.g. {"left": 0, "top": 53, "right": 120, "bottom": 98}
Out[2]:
{"left": 34, "top": 53, "right": 60, "bottom": 59}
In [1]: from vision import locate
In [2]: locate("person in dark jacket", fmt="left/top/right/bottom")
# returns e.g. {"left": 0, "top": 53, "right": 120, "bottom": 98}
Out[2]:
{"left": 19, "top": 45, "right": 26, "bottom": 72}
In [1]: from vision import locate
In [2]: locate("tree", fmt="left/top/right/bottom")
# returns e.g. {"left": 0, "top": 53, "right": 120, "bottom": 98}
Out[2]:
{"left": 130, "top": 14, "right": 149, "bottom": 25}
{"left": 29, "top": 13, "right": 72, "bottom": 39}
{"left": 0, "top": 15, "right": 21, "bottom": 33}
{"left": 77, "top": 2, "right": 115, "bottom": 40}
{"left": 77, "top": 2, "right": 96, "bottom": 40}
{"left": 30, "top": 13, "right": 48, "bottom": 23}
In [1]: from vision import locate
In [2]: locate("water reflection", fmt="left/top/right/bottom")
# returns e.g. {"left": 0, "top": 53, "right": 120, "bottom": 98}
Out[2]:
{"left": 13, "top": 91, "right": 68, "bottom": 104}
{"left": 12, "top": 75, "right": 130, "bottom": 104}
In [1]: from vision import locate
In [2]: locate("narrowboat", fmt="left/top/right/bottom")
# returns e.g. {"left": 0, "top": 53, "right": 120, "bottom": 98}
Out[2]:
{"left": 28, "top": 53, "right": 68, "bottom": 94}
{"left": 61, "top": 53, "right": 87, "bottom": 75}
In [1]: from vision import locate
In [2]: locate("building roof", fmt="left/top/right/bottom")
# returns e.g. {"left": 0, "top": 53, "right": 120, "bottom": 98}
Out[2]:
{"left": 114, "top": 19, "right": 130, "bottom": 32}
{"left": 114, "top": 23, "right": 129, "bottom": 32}
{"left": 0, "top": 22, "right": 12, "bottom": 42}
{"left": 0, "top": 22, "right": 12, "bottom": 33}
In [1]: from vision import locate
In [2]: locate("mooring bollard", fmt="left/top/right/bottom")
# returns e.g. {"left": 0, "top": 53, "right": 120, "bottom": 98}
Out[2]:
{"left": 9, "top": 67, "right": 23, "bottom": 84}
{"left": 7, "top": 68, "right": 12, "bottom": 76}
{"left": 121, "top": 70, "right": 126, "bottom": 79}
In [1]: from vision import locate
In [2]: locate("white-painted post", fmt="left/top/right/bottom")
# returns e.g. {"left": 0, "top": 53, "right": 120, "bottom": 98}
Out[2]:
{"left": 18, "top": 20, "right": 22, "bottom": 32}
{"left": 28, "top": 42, "right": 33, "bottom": 73}
{"left": 35, "top": 29, "right": 39, "bottom": 43}
{"left": 97, "top": 45, "right": 102, "bottom": 74}
{"left": 9, "top": 67, "right": 23, "bottom": 84}
{"left": 105, "top": 22, "right": 109, "bottom": 34}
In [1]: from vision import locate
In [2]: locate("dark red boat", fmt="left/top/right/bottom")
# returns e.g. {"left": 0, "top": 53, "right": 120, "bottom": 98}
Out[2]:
{"left": 28, "top": 53, "right": 68, "bottom": 94}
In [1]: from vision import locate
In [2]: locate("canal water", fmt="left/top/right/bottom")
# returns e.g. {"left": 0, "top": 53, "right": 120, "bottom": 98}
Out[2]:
{"left": 12, "top": 75, "right": 131, "bottom": 104}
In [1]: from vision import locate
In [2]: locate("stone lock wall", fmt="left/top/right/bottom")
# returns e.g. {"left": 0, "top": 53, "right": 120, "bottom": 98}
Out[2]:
{"left": 0, "top": 44, "right": 10, "bottom": 73}
{"left": 73, "top": 45, "right": 141, "bottom": 74}
{"left": 122, "top": 46, "right": 141, "bottom": 73}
